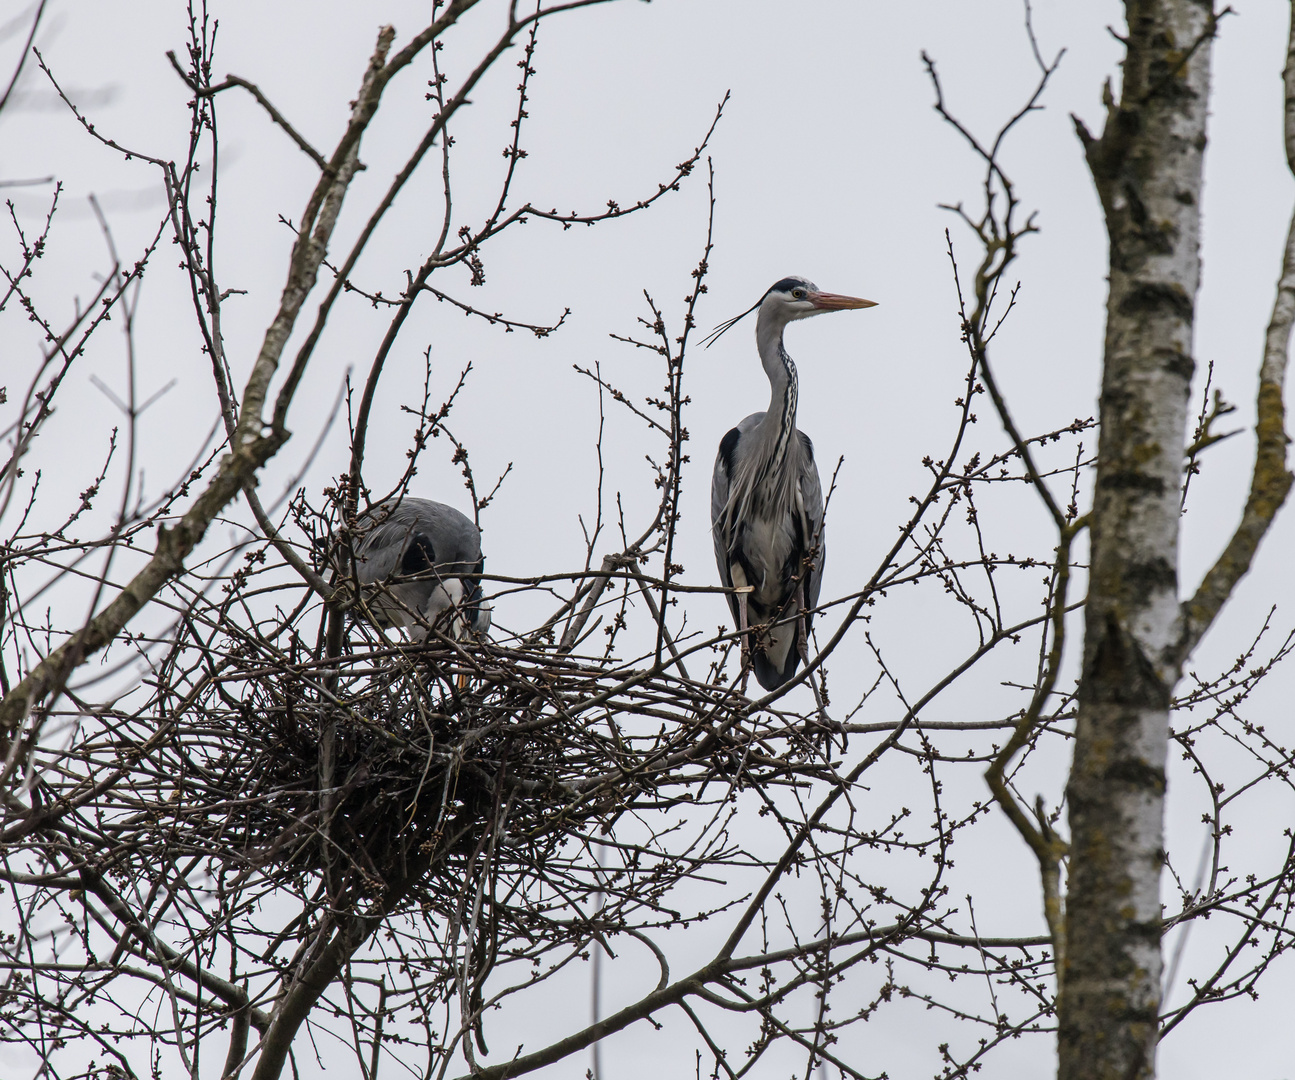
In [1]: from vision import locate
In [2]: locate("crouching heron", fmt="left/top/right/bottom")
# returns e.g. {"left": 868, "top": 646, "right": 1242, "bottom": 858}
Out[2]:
{"left": 346, "top": 497, "right": 491, "bottom": 642}
{"left": 707, "top": 275, "right": 875, "bottom": 692}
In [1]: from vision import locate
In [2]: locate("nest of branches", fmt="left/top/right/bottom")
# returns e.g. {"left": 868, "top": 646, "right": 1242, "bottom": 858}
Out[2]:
{"left": 139, "top": 622, "right": 835, "bottom": 934}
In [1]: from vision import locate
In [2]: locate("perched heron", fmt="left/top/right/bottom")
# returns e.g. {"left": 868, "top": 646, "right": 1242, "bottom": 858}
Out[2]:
{"left": 346, "top": 497, "right": 491, "bottom": 641}
{"left": 707, "top": 276, "right": 876, "bottom": 691}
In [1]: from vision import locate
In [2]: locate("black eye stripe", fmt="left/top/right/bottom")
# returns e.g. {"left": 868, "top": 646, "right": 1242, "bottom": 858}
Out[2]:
{"left": 769, "top": 276, "right": 813, "bottom": 296}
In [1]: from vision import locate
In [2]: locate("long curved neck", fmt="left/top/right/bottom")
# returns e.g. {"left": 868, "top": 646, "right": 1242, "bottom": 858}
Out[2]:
{"left": 755, "top": 308, "right": 798, "bottom": 468}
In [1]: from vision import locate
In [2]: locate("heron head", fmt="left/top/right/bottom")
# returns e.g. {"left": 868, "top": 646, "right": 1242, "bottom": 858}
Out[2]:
{"left": 761, "top": 276, "right": 877, "bottom": 324}
{"left": 700, "top": 275, "right": 877, "bottom": 348}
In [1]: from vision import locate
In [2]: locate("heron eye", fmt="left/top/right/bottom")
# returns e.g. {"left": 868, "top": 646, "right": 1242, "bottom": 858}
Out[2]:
{"left": 792, "top": 289, "right": 804, "bottom": 299}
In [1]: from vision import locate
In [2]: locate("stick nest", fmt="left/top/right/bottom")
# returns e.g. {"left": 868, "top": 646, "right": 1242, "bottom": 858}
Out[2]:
{"left": 130, "top": 634, "right": 827, "bottom": 925}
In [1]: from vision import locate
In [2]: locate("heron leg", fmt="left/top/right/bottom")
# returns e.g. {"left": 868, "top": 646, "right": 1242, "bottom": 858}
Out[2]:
{"left": 736, "top": 588, "right": 751, "bottom": 696}
{"left": 453, "top": 604, "right": 470, "bottom": 691}
{"left": 797, "top": 582, "right": 830, "bottom": 735}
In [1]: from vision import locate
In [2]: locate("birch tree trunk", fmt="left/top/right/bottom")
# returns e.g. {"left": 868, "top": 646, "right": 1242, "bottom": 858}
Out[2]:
{"left": 1063, "top": 2, "right": 1216, "bottom": 1077}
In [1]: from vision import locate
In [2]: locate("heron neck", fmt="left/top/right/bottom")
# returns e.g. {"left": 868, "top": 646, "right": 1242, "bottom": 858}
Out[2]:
{"left": 755, "top": 314, "right": 798, "bottom": 464}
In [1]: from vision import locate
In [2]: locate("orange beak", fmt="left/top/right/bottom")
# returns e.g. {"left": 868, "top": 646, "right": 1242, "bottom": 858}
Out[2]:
{"left": 809, "top": 291, "right": 877, "bottom": 311}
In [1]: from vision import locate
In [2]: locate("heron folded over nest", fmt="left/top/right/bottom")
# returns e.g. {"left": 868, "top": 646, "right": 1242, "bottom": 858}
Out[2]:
{"left": 340, "top": 497, "right": 492, "bottom": 642}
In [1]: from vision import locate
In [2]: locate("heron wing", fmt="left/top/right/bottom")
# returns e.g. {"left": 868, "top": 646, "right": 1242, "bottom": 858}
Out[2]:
{"left": 354, "top": 499, "right": 482, "bottom": 573}
{"left": 749, "top": 432, "right": 823, "bottom": 689}
{"left": 713, "top": 416, "right": 766, "bottom": 623}
{"left": 797, "top": 430, "right": 826, "bottom": 611}
{"left": 711, "top": 424, "right": 743, "bottom": 624}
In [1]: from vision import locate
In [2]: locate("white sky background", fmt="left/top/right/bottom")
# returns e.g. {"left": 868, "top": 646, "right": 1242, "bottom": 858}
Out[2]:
{"left": 3, "top": 1, "right": 1295, "bottom": 1078}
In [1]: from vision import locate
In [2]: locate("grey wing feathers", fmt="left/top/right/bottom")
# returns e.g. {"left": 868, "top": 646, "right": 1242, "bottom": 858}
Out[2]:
{"left": 711, "top": 427, "right": 738, "bottom": 621}
{"left": 797, "top": 431, "right": 825, "bottom": 610}
{"left": 711, "top": 416, "right": 761, "bottom": 626}
{"left": 353, "top": 499, "right": 481, "bottom": 582}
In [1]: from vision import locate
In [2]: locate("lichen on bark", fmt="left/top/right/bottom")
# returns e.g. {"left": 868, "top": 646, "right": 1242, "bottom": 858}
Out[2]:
{"left": 1064, "top": 3, "right": 1217, "bottom": 1078}
{"left": 1062, "top": 2, "right": 1295, "bottom": 1078}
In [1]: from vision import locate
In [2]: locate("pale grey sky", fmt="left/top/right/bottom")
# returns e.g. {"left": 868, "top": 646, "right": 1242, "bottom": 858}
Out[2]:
{"left": 3, "top": 2, "right": 1294, "bottom": 1077}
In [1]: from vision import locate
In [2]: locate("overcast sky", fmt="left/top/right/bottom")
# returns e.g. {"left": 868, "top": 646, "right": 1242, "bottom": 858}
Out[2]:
{"left": 4, "top": 2, "right": 1295, "bottom": 1077}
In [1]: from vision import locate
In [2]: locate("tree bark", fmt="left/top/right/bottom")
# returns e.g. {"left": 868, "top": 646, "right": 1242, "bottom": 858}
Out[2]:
{"left": 1064, "top": 3, "right": 1216, "bottom": 1077}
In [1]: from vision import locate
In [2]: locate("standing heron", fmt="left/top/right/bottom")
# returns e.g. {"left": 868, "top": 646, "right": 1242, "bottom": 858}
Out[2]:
{"left": 707, "top": 276, "right": 876, "bottom": 691}
{"left": 345, "top": 497, "right": 491, "bottom": 641}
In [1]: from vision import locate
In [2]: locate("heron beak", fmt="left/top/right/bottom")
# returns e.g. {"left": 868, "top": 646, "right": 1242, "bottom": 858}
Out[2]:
{"left": 809, "top": 291, "right": 877, "bottom": 311}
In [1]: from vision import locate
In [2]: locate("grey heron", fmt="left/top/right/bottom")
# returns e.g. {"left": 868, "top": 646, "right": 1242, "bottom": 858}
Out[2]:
{"left": 707, "top": 276, "right": 876, "bottom": 691}
{"left": 346, "top": 497, "right": 491, "bottom": 641}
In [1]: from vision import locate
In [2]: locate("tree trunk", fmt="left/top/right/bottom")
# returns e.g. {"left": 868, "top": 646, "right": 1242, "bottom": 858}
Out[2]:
{"left": 1063, "top": 2, "right": 1216, "bottom": 1077}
